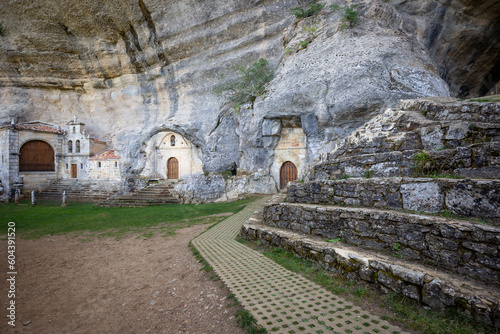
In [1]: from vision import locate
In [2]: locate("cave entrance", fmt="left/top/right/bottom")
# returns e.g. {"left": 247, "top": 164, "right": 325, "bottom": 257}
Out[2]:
{"left": 280, "top": 161, "right": 297, "bottom": 189}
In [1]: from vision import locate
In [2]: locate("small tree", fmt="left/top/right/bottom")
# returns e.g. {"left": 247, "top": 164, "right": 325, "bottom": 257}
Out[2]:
{"left": 290, "top": 2, "right": 325, "bottom": 19}
{"left": 0, "top": 22, "right": 5, "bottom": 37}
{"left": 213, "top": 58, "right": 274, "bottom": 112}
{"left": 331, "top": 4, "right": 358, "bottom": 30}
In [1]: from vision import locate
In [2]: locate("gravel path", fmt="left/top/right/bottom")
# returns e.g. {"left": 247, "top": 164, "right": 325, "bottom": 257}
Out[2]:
{"left": 0, "top": 224, "right": 244, "bottom": 334}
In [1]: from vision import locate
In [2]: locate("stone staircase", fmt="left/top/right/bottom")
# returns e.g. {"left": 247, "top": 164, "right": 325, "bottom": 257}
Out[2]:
{"left": 242, "top": 98, "right": 500, "bottom": 330}
{"left": 314, "top": 98, "right": 500, "bottom": 180}
{"left": 95, "top": 180, "right": 179, "bottom": 207}
{"left": 38, "top": 179, "right": 122, "bottom": 202}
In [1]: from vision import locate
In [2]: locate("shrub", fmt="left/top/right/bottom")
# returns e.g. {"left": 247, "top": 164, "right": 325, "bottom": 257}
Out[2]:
{"left": 299, "top": 40, "right": 310, "bottom": 48}
{"left": 220, "top": 170, "right": 233, "bottom": 180}
{"left": 213, "top": 58, "right": 274, "bottom": 112}
{"left": 364, "top": 170, "right": 373, "bottom": 179}
{"left": 290, "top": 2, "right": 325, "bottom": 19}
{"left": 331, "top": 4, "right": 359, "bottom": 30}
{"left": 337, "top": 173, "right": 352, "bottom": 180}
{"left": 302, "top": 25, "right": 319, "bottom": 34}
{"left": 413, "top": 151, "right": 436, "bottom": 175}
{"left": 0, "top": 22, "right": 5, "bottom": 36}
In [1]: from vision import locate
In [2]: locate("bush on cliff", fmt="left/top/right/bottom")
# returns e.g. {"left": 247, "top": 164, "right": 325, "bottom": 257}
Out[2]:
{"left": 213, "top": 58, "right": 274, "bottom": 112}
{"left": 331, "top": 3, "right": 359, "bottom": 30}
{"left": 290, "top": 2, "right": 325, "bottom": 19}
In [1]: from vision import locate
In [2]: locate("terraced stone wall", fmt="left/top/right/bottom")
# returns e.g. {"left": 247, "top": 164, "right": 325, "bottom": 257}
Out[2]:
{"left": 241, "top": 222, "right": 500, "bottom": 329}
{"left": 314, "top": 141, "right": 500, "bottom": 180}
{"left": 263, "top": 202, "right": 500, "bottom": 285}
{"left": 287, "top": 178, "right": 500, "bottom": 220}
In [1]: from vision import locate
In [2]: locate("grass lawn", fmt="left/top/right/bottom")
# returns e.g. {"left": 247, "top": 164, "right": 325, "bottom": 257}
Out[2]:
{"left": 0, "top": 198, "right": 256, "bottom": 239}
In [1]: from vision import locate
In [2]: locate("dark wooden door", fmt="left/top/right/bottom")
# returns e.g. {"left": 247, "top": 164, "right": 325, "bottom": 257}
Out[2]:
{"left": 280, "top": 161, "right": 297, "bottom": 189}
{"left": 167, "top": 157, "right": 179, "bottom": 179}
{"left": 71, "top": 164, "right": 78, "bottom": 178}
{"left": 19, "top": 140, "right": 55, "bottom": 171}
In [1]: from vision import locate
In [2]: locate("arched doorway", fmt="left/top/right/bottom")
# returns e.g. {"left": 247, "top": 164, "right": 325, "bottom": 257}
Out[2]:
{"left": 167, "top": 157, "right": 179, "bottom": 179}
{"left": 280, "top": 161, "right": 297, "bottom": 189}
{"left": 19, "top": 140, "right": 55, "bottom": 171}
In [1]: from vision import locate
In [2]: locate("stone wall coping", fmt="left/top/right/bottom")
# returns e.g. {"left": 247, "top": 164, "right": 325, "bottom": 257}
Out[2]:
{"left": 278, "top": 202, "right": 500, "bottom": 234}
{"left": 296, "top": 177, "right": 500, "bottom": 186}
{"left": 287, "top": 177, "right": 500, "bottom": 220}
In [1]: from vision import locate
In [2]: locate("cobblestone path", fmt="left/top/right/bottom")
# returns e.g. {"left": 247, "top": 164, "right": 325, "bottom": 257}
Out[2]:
{"left": 192, "top": 197, "right": 408, "bottom": 334}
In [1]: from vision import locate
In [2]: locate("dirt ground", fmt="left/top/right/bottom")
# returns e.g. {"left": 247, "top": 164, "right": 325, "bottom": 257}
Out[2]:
{"left": 0, "top": 224, "right": 245, "bottom": 334}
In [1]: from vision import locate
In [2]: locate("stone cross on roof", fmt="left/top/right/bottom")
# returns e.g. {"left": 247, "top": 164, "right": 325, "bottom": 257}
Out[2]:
{"left": 73, "top": 115, "right": 78, "bottom": 123}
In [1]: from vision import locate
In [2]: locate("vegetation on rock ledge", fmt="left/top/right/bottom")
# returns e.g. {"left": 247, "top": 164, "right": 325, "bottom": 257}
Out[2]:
{"left": 213, "top": 58, "right": 274, "bottom": 112}
{"left": 331, "top": 3, "right": 359, "bottom": 30}
{"left": 290, "top": 2, "right": 325, "bottom": 19}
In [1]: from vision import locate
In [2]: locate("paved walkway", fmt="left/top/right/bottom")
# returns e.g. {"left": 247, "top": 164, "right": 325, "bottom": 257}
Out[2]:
{"left": 192, "top": 197, "right": 408, "bottom": 334}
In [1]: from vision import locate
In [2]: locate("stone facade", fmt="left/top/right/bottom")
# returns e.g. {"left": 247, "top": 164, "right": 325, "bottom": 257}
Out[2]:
{"left": 287, "top": 178, "right": 500, "bottom": 220}
{"left": 270, "top": 127, "right": 307, "bottom": 187}
{"left": 87, "top": 149, "right": 121, "bottom": 181}
{"left": 141, "top": 131, "right": 203, "bottom": 180}
{"left": 0, "top": 118, "right": 122, "bottom": 199}
{"left": 62, "top": 117, "right": 107, "bottom": 180}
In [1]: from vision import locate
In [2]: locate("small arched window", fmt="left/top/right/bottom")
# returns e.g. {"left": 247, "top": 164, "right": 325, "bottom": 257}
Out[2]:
{"left": 68, "top": 140, "right": 73, "bottom": 153}
{"left": 170, "top": 135, "right": 176, "bottom": 147}
{"left": 76, "top": 140, "right": 80, "bottom": 153}
{"left": 72, "top": 126, "right": 76, "bottom": 134}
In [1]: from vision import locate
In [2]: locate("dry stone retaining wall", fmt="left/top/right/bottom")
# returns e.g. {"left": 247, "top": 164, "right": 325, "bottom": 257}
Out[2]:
{"left": 287, "top": 178, "right": 500, "bottom": 219}
{"left": 263, "top": 202, "right": 500, "bottom": 285}
{"left": 399, "top": 98, "right": 500, "bottom": 123}
{"left": 314, "top": 141, "right": 500, "bottom": 180}
{"left": 241, "top": 222, "right": 500, "bottom": 329}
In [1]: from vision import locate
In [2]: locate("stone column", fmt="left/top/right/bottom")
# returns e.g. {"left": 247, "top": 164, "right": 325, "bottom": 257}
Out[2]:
{"left": 14, "top": 189, "right": 20, "bottom": 205}
{"left": 61, "top": 190, "right": 67, "bottom": 207}
{"left": 31, "top": 191, "right": 36, "bottom": 206}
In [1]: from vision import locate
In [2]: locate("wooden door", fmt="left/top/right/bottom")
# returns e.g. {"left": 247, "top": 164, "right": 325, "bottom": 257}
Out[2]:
{"left": 71, "top": 164, "right": 78, "bottom": 178}
{"left": 280, "top": 161, "right": 297, "bottom": 189}
{"left": 19, "top": 140, "right": 55, "bottom": 171}
{"left": 167, "top": 157, "right": 179, "bottom": 179}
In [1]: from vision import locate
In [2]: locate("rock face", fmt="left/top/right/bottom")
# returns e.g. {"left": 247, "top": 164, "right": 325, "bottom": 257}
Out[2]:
{"left": 0, "top": 0, "right": 498, "bottom": 191}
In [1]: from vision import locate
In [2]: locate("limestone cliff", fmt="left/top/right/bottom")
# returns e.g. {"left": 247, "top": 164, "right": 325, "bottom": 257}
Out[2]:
{"left": 0, "top": 0, "right": 498, "bottom": 189}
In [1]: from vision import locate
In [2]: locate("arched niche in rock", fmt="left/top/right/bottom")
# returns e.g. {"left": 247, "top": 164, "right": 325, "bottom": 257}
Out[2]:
{"left": 142, "top": 131, "right": 203, "bottom": 180}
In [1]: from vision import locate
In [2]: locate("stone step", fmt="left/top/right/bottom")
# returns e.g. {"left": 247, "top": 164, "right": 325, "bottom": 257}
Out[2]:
{"left": 38, "top": 180, "right": 123, "bottom": 203}
{"left": 319, "top": 105, "right": 500, "bottom": 180}
{"left": 112, "top": 198, "right": 178, "bottom": 203}
{"left": 399, "top": 98, "right": 500, "bottom": 123}
{"left": 241, "top": 217, "right": 500, "bottom": 328}
{"left": 262, "top": 200, "right": 500, "bottom": 285}
{"left": 315, "top": 141, "right": 500, "bottom": 180}
{"left": 92, "top": 179, "right": 179, "bottom": 207}
{"left": 94, "top": 199, "right": 178, "bottom": 207}
{"left": 322, "top": 120, "right": 499, "bottom": 158}
{"left": 287, "top": 177, "right": 500, "bottom": 222}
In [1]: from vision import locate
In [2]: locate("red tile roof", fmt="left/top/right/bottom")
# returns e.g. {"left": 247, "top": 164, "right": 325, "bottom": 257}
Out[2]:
{"left": 92, "top": 138, "right": 106, "bottom": 143}
{"left": 16, "top": 123, "right": 67, "bottom": 134}
{"left": 90, "top": 149, "right": 120, "bottom": 160}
